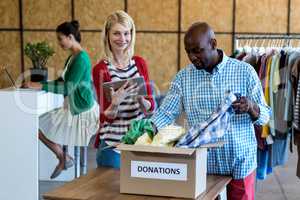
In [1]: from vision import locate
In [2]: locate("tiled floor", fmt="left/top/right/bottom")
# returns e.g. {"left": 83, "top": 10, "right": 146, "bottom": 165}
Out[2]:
{"left": 39, "top": 145, "right": 300, "bottom": 200}
{"left": 255, "top": 147, "right": 300, "bottom": 200}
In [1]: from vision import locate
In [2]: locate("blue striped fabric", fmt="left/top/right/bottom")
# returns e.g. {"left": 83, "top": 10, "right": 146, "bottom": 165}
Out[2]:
{"left": 176, "top": 92, "right": 237, "bottom": 148}
{"left": 151, "top": 51, "right": 271, "bottom": 179}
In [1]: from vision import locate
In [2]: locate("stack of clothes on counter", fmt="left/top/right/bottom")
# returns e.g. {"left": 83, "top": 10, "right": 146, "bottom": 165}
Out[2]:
{"left": 233, "top": 47, "right": 300, "bottom": 179}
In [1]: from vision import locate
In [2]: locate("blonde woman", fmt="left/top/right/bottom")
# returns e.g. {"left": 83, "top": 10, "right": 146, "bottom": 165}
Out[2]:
{"left": 92, "top": 10, "right": 155, "bottom": 168}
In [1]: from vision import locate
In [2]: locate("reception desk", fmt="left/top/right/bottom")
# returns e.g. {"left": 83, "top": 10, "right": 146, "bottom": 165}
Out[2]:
{"left": 0, "top": 89, "right": 64, "bottom": 200}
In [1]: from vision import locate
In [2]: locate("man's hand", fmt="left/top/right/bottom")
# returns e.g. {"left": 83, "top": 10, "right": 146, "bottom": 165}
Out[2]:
{"left": 232, "top": 96, "right": 260, "bottom": 121}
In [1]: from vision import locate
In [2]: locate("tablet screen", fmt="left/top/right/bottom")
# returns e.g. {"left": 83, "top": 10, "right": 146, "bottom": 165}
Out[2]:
{"left": 102, "top": 77, "right": 147, "bottom": 101}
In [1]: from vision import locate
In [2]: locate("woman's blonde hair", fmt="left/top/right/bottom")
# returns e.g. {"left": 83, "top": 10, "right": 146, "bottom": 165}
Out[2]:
{"left": 102, "top": 10, "right": 136, "bottom": 62}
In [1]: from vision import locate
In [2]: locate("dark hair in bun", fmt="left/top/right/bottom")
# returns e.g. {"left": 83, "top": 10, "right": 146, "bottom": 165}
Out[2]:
{"left": 71, "top": 20, "right": 79, "bottom": 30}
{"left": 56, "top": 20, "right": 81, "bottom": 42}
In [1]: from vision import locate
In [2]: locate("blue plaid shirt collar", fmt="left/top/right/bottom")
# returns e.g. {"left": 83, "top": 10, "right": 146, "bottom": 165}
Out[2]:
{"left": 190, "top": 49, "right": 228, "bottom": 75}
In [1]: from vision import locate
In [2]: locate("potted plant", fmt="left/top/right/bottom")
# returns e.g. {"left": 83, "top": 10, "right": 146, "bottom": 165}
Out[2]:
{"left": 24, "top": 41, "right": 55, "bottom": 82}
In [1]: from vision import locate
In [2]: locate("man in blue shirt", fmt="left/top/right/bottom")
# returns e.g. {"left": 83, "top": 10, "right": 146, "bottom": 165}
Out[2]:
{"left": 151, "top": 22, "right": 271, "bottom": 200}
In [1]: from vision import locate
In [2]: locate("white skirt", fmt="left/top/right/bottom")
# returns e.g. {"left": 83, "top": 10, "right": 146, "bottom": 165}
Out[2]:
{"left": 39, "top": 99, "right": 99, "bottom": 146}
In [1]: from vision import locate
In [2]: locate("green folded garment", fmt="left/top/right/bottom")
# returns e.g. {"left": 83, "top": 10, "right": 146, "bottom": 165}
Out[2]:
{"left": 121, "top": 119, "right": 154, "bottom": 144}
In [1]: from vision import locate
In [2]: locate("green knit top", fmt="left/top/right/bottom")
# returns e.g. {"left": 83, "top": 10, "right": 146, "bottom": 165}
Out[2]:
{"left": 42, "top": 50, "right": 94, "bottom": 115}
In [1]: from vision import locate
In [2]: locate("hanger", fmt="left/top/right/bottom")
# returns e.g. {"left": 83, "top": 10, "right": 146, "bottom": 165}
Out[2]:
{"left": 236, "top": 39, "right": 243, "bottom": 53}
{"left": 251, "top": 39, "right": 258, "bottom": 55}
{"left": 274, "top": 39, "right": 279, "bottom": 51}
{"left": 244, "top": 39, "right": 252, "bottom": 53}
{"left": 282, "top": 38, "right": 290, "bottom": 52}
{"left": 258, "top": 38, "right": 265, "bottom": 55}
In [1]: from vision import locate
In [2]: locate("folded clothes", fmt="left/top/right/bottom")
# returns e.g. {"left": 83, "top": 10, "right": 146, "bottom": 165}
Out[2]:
{"left": 135, "top": 125, "right": 185, "bottom": 147}
{"left": 151, "top": 125, "right": 185, "bottom": 147}
{"left": 135, "top": 132, "right": 153, "bottom": 145}
{"left": 176, "top": 92, "right": 238, "bottom": 148}
{"left": 121, "top": 119, "right": 154, "bottom": 144}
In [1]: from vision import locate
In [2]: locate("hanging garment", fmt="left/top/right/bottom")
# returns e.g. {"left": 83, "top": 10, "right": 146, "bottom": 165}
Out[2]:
{"left": 176, "top": 92, "right": 237, "bottom": 148}
{"left": 291, "top": 56, "right": 300, "bottom": 96}
{"left": 235, "top": 50, "right": 292, "bottom": 180}
{"left": 290, "top": 56, "right": 300, "bottom": 178}
{"left": 256, "top": 145, "right": 273, "bottom": 180}
{"left": 292, "top": 57, "right": 300, "bottom": 131}
{"left": 255, "top": 125, "right": 265, "bottom": 150}
{"left": 261, "top": 55, "right": 273, "bottom": 138}
{"left": 269, "top": 54, "right": 280, "bottom": 137}
{"left": 283, "top": 52, "right": 295, "bottom": 125}
{"left": 295, "top": 133, "right": 300, "bottom": 178}
{"left": 273, "top": 51, "right": 294, "bottom": 138}
{"left": 270, "top": 135, "right": 289, "bottom": 167}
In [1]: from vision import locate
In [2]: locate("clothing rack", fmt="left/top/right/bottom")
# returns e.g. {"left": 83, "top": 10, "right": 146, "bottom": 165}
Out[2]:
{"left": 234, "top": 34, "right": 300, "bottom": 50}
{"left": 233, "top": 35, "right": 300, "bottom": 180}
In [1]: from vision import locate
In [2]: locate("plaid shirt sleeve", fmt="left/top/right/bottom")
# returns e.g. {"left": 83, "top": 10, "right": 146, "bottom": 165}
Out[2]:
{"left": 246, "top": 64, "right": 272, "bottom": 125}
{"left": 151, "top": 73, "right": 183, "bottom": 129}
{"left": 176, "top": 92, "right": 237, "bottom": 148}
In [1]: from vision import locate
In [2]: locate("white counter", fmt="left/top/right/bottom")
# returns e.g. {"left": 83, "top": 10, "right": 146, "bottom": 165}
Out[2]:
{"left": 0, "top": 89, "right": 67, "bottom": 200}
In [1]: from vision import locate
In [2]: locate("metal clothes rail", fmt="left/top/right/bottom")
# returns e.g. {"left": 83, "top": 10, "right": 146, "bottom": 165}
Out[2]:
{"left": 234, "top": 34, "right": 300, "bottom": 50}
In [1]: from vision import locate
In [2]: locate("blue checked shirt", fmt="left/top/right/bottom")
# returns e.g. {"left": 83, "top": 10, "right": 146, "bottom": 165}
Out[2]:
{"left": 176, "top": 92, "right": 237, "bottom": 148}
{"left": 151, "top": 51, "right": 271, "bottom": 179}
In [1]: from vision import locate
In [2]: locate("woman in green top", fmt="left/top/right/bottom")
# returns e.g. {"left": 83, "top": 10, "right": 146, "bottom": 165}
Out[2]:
{"left": 24, "top": 20, "right": 99, "bottom": 179}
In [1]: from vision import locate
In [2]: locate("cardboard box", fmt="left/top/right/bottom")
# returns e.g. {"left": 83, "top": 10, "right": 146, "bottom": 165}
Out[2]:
{"left": 118, "top": 142, "right": 223, "bottom": 199}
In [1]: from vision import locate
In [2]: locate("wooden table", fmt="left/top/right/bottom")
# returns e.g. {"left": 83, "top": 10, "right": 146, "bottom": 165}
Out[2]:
{"left": 43, "top": 167, "right": 232, "bottom": 200}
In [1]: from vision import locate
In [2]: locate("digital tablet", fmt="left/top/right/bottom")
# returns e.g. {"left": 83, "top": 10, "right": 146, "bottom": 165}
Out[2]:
{"left": 102, "top": 77, "right": 147, "bottom": 101}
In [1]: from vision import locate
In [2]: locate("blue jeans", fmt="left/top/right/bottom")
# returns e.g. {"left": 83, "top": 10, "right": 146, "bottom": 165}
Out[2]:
{"left": 96, "top": 140, "right": 120, "bottom": 169}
